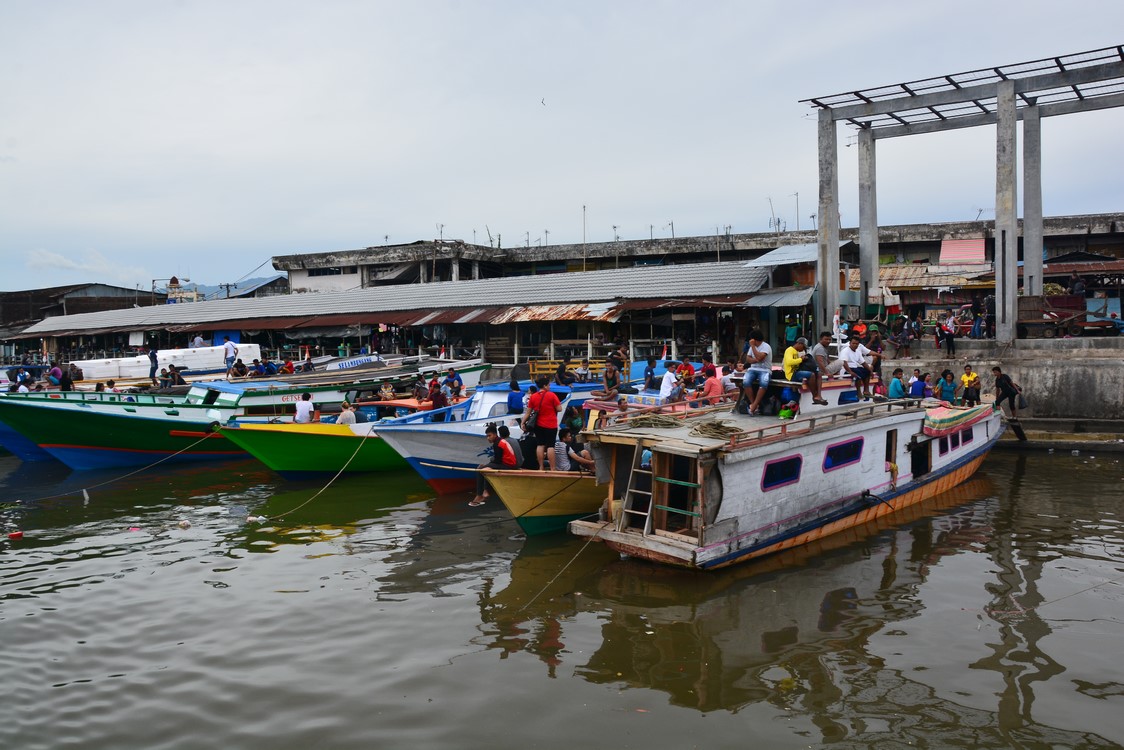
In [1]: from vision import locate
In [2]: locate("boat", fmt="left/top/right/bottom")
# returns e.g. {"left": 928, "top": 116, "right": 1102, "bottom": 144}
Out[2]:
{"left": 481, "top": 469, "right": 604, "bottom": 535}
{"left": 68, "top": 343, "right": 264, "bottom": 381}
{"left": 220, "top": 421, "right": 408, "bottom": 478}
{"left": 568, "top": 398, "right": 1003, "bottom": 570}
{"left": 0, "top": 359, "right": 490, "bottom": 470}
{"left": 375, "top": 379, "right": 608, "bottom": 493}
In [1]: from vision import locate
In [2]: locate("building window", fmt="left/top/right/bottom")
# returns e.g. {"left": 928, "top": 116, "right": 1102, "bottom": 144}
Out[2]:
{"left": 762, "top": 456, "right": 802, "bottom": 492}
{"left": 823, "top": 438, "right": 863, "bottom": 472}
{"left": 962, "top": 426, "right": 974, "bottom": 445}
{"left": 308, "top": 266, "right": 358, "bottom": 277}
{"left": 938, "top": 436, "right": 949, "bottom": 456}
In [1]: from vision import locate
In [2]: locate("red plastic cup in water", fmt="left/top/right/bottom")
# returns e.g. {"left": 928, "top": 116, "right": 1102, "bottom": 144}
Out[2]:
{"left": 8, "top": 531, "right": 23, "bottom": 540}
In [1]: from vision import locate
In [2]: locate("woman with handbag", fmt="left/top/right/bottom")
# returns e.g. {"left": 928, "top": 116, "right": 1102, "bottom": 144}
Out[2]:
{"left": 991, "top": 366, "right": 1023, "bottom": 418}
{"left": 521, "top": 376, "right": 562, "bottom": 470}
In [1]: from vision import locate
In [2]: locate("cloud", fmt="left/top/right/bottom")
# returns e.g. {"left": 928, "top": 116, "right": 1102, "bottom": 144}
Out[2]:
{"left": 26, "top": 248, "right": 148, "bottom": 287}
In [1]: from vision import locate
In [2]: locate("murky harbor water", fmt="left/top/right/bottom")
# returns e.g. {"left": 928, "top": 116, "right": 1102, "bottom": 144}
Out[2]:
{"left": 1, "top": 450, "right": 1122, "bottom": 749}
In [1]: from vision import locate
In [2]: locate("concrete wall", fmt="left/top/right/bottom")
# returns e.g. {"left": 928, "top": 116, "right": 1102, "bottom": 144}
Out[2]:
{"left": 886, "top": 338, "right": 1124, "bottom": 420}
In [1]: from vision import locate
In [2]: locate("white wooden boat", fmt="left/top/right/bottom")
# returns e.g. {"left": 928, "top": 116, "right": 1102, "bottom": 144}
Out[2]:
{"left": 569, "top": 398, "right": 1003, "bottom": 570}
{"left": 69, "top": 344, "right": 264, "bottom": 381}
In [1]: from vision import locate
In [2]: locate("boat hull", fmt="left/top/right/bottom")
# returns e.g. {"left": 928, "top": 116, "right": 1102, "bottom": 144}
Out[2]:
{"left": 570, "top": 403, "right": 1004, "bottom": 570}
{"left": 483, "top": 470, "right": 604, "bottom": 535}
{"left": 220, "top": 422, "right": 407, "bottom": 476}
{"left": 378, "top": 419, "right": 522, "bottom": 493}
{"left": 0, "top": 399, "right": 243, "bottom": 470}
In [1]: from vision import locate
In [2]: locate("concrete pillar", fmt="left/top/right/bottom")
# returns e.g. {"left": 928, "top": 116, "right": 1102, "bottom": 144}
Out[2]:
{"left": 1023, "top": 104, "right": 1044, "bottom": 297}
{"left": 858, "top": 128, "right": 880, "bottom": 311}
{"left": 816, "top": 109, "right": 841, "bottom": 337}
{"left": 451, "top": 257, "right": 460, "bottom": 282}
{"left": 419, "top": 261, "right": 428, "bottom": 284}
{"left": 995, "top": 80, "right": 1019, "bottom": 344}
{"left": 472, "top": 260, "right": 480, "bottom": 280}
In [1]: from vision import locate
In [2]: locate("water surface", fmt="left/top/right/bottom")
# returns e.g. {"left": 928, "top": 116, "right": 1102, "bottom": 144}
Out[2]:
{"left": 1, "top": 451, "right": 1122, "bottom": 748}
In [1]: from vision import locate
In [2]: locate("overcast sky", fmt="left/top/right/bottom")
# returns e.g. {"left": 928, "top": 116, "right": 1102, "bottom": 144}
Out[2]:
{"left": 2, "top": 0, "right": 1122, "bottom": 292}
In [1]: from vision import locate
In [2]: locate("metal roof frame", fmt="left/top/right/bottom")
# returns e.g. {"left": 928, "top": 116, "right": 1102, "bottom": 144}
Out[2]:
{"left": 803, "top": 45, "right": 1124, "bottom": 139}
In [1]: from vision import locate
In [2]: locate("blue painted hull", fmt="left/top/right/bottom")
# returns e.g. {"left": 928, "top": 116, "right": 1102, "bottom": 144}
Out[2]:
{"left": 0, "top": 419, "right": 56, "bottom": 462}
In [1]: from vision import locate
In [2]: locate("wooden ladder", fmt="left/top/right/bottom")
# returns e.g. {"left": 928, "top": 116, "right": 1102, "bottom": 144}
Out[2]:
{"left": 617, "top": 448, "right": 702, "bottom": 537}
{"left": 617, "top": 445, "right": 655, "bottom": 534}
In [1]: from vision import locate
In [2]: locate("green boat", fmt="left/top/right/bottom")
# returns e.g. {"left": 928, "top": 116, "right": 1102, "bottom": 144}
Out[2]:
{"left": 220, "top": 422, "right": 408, "bottom": 478}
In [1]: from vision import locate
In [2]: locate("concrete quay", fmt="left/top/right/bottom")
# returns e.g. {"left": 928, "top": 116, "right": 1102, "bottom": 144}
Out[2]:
{"left": 880, "top": 337, "right": 1124, "bottom": 423}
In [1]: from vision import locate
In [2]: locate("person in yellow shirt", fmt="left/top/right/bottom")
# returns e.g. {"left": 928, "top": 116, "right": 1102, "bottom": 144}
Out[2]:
{"left": 959, "top": 364, "right": 981, "bottom": 406}
{"left": 783, "top": 338, "right": 828, "bottom": 406}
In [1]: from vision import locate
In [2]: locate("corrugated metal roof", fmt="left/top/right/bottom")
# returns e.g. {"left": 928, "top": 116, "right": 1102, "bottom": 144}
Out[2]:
{"left": 938, "top": 239, "right": 986, "bottom": 265}
{"left": 20, "top": 261, "right": 769, "bottom": 336}
{"left": 742, "top": 241, "right": 853, "bottom": 268}
{"left": 742, "top": 287, "right": 815, "bottom": 308}
{"left": 847, "top": 265, "right": 993, "bottom": 291}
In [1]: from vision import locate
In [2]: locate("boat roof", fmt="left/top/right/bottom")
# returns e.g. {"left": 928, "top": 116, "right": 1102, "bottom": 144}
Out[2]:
{"left": 195, "top": 380, "right": 291, "bottom": 394}
{"left": 590, "top": 400, "right": 936, "bottom": 457}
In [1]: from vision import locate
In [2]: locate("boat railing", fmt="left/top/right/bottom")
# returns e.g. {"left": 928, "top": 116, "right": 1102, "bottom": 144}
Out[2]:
{"left": 726, "top": 398, "right": 926, "bottom": 450}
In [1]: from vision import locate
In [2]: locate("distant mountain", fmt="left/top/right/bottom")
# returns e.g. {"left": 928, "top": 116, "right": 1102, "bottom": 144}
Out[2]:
{"left": 184, "top": 276, "right": 286, "bottom": 300}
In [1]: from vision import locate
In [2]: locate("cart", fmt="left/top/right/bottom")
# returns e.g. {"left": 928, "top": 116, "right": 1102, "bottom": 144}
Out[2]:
{"left": 1016, "top": 295, "right": 1110, "bottom": 338}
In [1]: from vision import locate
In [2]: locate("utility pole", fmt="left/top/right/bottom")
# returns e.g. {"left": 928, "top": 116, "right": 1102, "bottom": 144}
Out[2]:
{"left": 544, "top": 229, "right": 549, "bottom": 246}
{"left": 792, "top": 192, "right": 800, "bottom": 232}
{"left": 582, "top": 205, "right": 587, "bottom": 272}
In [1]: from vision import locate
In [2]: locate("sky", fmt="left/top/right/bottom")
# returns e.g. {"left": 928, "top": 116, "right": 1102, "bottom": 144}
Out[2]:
{"left": 2, "top": 0, "right": 1122, "bottom": 292}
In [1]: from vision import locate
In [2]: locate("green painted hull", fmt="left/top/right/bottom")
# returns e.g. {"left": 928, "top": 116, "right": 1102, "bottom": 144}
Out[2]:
{"left": 0, "top": 398, "right": 242, "bottom": 470}
{"left": 220, "top": 425, "right": 408, "bottom": 476}
{"left": 515, "top": 512, "right": 591, "bottom": 536}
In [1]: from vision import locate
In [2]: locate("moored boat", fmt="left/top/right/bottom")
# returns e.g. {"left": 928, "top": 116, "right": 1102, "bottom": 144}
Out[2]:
{"left": 569, "top": 398, "right": 1003, "bottom": 570}
{"left": 481, "top": 469, "right": 604, "bottom": 535}
{"left": 220, "top": 422, "right": 407, "bottom": 477}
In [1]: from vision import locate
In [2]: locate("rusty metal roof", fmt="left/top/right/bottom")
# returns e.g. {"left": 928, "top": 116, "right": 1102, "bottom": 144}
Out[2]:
{"left": 848, "top": 265, "right": 994, "bottom": 291}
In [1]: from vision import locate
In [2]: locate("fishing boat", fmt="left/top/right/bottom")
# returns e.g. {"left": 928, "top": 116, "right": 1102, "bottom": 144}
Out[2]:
{"left": 481, "top": 469, "right": 604, "bottom": 535}
{"left": 69, "top": 343, "right": 264, "bottom": 381}
{"left": 569, "top": 398, "right": 1003, "bottom": 570}
{"left": 220, "top": 422, "right": 408, "bottom": 477}
{"left": 0, "top": 360, "right": 490, "bottom": 470}
{"left": 376, "top": 380, "right": 608, "bottom": 493}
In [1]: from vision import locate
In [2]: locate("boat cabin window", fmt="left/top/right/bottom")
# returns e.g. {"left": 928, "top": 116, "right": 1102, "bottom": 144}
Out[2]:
{"left": 938, "top": 436, "right": 949, "bottom": 456}
{"left": 761, "top": 456, "right": 802, "bottom": 492}
{"left": 961, "top": 426, "right": 974, "bottom": 445}
{"left": 911, "top": 439, "right": 931, "bottom": 478}
{"left": 823, "top": 438, "right": 863, "bottom": 473}
{"left": 950, "top": 432, "right": 961, "bottom": 450}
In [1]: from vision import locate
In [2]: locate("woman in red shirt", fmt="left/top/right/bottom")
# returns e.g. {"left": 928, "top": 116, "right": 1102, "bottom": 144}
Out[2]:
{"left": 470, "top": 424, "right": 518, "bottom": 506}
{"left": 522, "top": 376, "right": 562, "bottom": 470}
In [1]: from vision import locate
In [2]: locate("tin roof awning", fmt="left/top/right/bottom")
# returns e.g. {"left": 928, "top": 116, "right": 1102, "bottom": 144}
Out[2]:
{"left": 938, "top": 239, "right": 986, "bottom": 265}
{"left": 742, "top": 241, "right": 853, "bottom": 268}
{"left": 742, "top": 287, "right": 815, "bottom": 308}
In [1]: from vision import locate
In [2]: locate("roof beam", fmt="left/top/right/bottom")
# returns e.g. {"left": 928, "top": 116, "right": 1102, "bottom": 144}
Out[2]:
{"left": 871, "top": 91, "right": 1124, "bottom": 140}
{"left": 821, "top": 61, "right": 1124, "bottom": 121}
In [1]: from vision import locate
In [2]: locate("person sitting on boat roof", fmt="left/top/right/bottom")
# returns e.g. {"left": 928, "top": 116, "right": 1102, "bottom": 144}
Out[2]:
{"left": 783, "top": 338, "right": 828, "bottom": 406}
{"left": 888, "top": 368, "right": 907, "bottom": 399}
{"left": 249, "top": 359, "right": 267, "bottom": 377}
{"left": 158, "top": 368, "right": 172, "bottom": 389}
{"left": 742, "top": 330, "right": 773, "bottom": 416}
{"left": 106, "top": 379, "right": 120, "bottom": 393}
{"left": 573, "top": 358, "right": 591, "bottom": 383}
{"left": 426, "top": 379, "right": 449, "bottom": 422}
{"left": 700, "top": 366, "right": 726, "bottom": 405}
{"left": 301, "top": 354, "right": 315, "bottom": 373}
{"left": 641, "top": 357, "right": 658, "bottom": 392}
{"left": 675, "top": 358, "right": 696, "bottom": 387}
{"left": 263, "top": 359, "right": 279, "bottom": 376}
{"left": 555, "top": 356, "right": 576, "bottom": 386}
{"left": 469, "top": 424, "right": 518, "bottom": 507}
{"left": 46, "top": 363, "right": 63, "bottom": 386}
{"left": 658, "top": 366, "right": 681, "bottom": 402}
{"left": 840, "top": 336, "right": 874, "bottom": 401}
{"left": 590, "top": 362, "right": 620, "bottom": 401}
{"left": 378, "top": 381, "right": 396, "bottom": 401}
{"left": 231, "top": 359, "right": 249, "bottom": 378}
{"left": 280, "top": 358, "right": 295, "bottom": 375}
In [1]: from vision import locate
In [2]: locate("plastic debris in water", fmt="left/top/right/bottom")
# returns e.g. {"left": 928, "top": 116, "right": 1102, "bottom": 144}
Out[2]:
{"left": 177, "top": 520, "right": 191, "bottom": 529}
{"left": 247, "top": 515, "right": 267, "bottom": 523}
{"left": 1071, "top": 450, "right": 1080, "bottom": 456}
{"left": 7, "top": 531, "right": 23, "bottom": 540}
{"left": 128, "top": 527, "right": 141, "bottom": 532}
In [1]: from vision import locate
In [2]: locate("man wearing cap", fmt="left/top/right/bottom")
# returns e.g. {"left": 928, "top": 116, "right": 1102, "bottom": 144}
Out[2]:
{"left": 783, "top": 338, "right": 828, "bottom": 406}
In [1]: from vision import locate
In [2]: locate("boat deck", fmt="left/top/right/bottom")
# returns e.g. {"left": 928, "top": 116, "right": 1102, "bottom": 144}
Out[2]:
{"left": 590, "top": 398, "right": 934, "bottom": 456}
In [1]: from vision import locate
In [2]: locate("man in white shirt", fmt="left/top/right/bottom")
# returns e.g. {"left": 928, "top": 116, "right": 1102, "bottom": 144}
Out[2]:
{"left": 839, "top": 336, "right": 874, "bottom": 401}
{"left": 190, "top": 334, "right": 205, "bottom": 348}
{"left": 222, "top": 336, "right": 238, "bottom": 376}
{"left": 742, "top": 330, "right": 773, "bottom": 416}
{"left": 293, "top": 392, "right": 316, "bottom": 423}
{"left": 658, "top": 368, "right": 680, "bottom": 401}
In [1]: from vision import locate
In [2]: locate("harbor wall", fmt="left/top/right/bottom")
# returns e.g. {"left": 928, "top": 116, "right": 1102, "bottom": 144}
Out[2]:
{"left": 884, "top": 338, "right": 1124, "bottom": 420}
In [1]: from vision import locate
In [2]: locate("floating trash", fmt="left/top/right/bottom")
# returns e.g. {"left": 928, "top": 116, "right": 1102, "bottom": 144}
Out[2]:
{"left": 177, "top": 519, "right": 192, "bottom": 529}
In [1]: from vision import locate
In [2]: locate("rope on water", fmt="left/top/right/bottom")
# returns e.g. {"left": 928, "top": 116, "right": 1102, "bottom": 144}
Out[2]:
{"left": 266, "top": 427, "right": 377, "bottom": 520}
